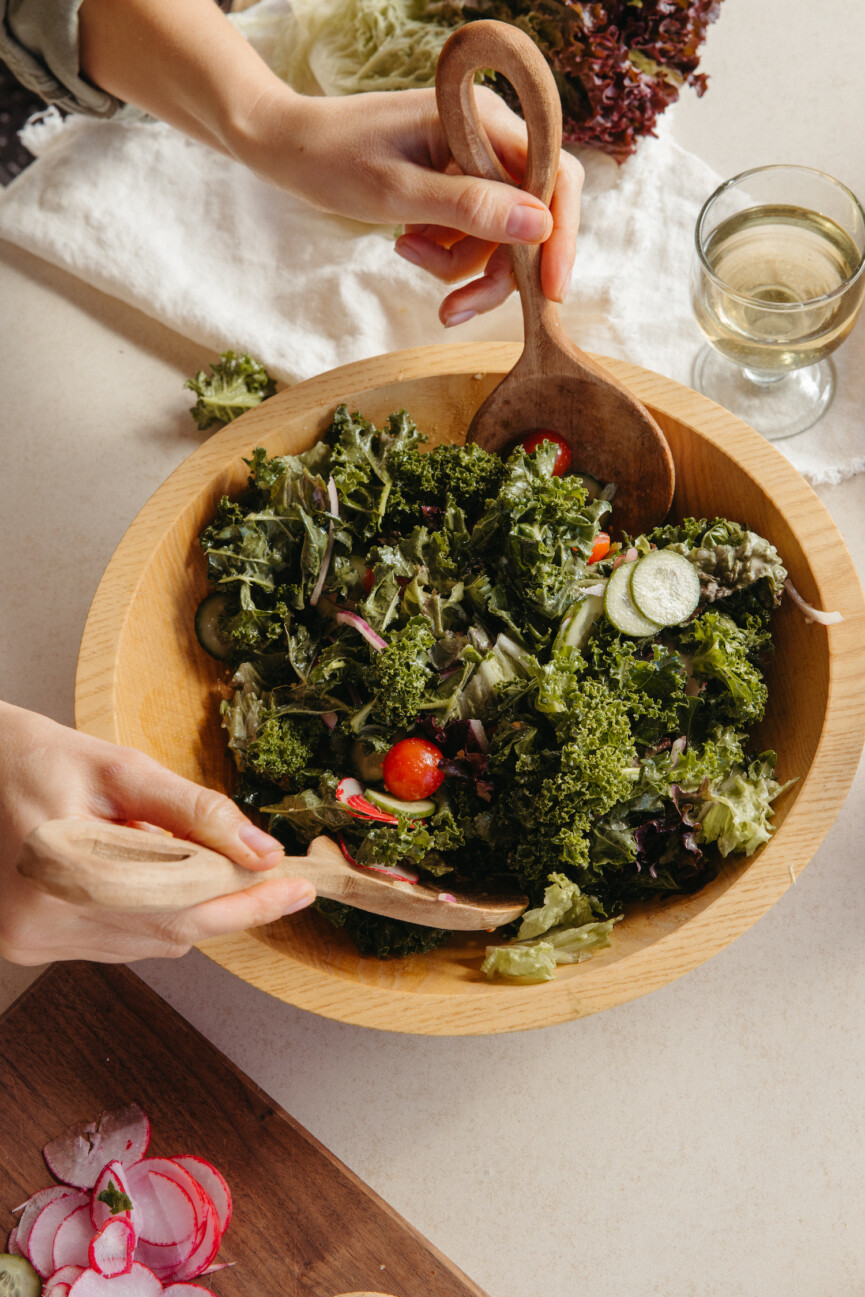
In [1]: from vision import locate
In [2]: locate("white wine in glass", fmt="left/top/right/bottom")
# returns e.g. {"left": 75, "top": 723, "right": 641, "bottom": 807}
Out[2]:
{"left": 691, "top": 167, "right": 865, "bottom": 440}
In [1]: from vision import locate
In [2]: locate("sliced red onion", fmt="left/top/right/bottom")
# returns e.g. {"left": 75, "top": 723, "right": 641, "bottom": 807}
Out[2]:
{"left": 625, "top": 547, "right": 639, "bottom": 563}
{"left": 439, "top": 663, "right": 462, "bottom": 680}
{"left": 784, "top": 578, "right": 843, "bottom": 625}
{"left": 309, "top": 475, "right": 339, "bottom": 608}
{"left": 336, "top": 834, "right": 418, "bottom": 883}
{"left": 670, "top": 736, "right": 687, "bottom": 769}
{"left": 321, "top": 711, "right": 338, "bottom": 730}
{"left": 467, "top": 719, "right": 489, "bottom": 754}
{"left": 335, "top": 610, "right": 388, "bottom": 652}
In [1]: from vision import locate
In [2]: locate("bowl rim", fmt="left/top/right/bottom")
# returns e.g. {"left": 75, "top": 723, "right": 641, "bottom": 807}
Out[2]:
{"left": 74, "top": 342, "right": 865, "bottom": 1035}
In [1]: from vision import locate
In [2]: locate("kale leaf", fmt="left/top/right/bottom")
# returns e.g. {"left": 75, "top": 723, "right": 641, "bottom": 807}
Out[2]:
{"left": 185, "top": 351, "right": 276, "bottom": 430}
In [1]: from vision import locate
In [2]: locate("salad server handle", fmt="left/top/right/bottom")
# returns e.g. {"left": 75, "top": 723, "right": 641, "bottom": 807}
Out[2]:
{"left": 435, "top": 19, "right": 562, "bottom": 356}
{"left": 16, "top": 818, "right": 351, "bottom": 913}
{"left": 17, "top": 819, "right": 528, "bottom": 930}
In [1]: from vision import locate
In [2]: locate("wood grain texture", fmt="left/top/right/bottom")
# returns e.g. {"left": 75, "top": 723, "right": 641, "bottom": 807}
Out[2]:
{"left": 74, "top": 342, "right": 865, "bottom": 1035}
{"left": 434, "top": 25, "right": 675, "bottom": 537}
{"left": 0, "top": 963, "right": 489, "bottom": 1297}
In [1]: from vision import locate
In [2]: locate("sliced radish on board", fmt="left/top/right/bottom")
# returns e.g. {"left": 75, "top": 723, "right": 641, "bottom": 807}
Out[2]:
{"left": 43, "top": 1105, "right": 150, "bottom": 1190}
{"left": 43, "top": 1265, "right": 85, "bottom": 1296}
{"left": 121, "top": 1168, "right": 196, "bottom": 1249}
{"left": 171, "top": 1157, "right": 232, "bottom": 1236}
{"left": 52, "top": 1202, "right": 95, "bottom": 1272}
{"left": 17, "top": 1187, "right": 75, "bottom": 1256}
{"left": 6, "top": 1226, "right": 21, "bottom": 1255}
{"left": 68, "top": 1262, "right": 163, "bottom": 1297}
{"left": 90, "top": 1161, "right": 134, "bottom": 1233}
{"left": 27, "top": 1191, "right": 88, "bottom": 1277}
{"left": 162, "top": 1287, "right": 210, "bottom": 1295}
{"left": 125, "top": 1159, "right": 209, "bottom": 1248}
{"left": 88, "top": 1218, "right": 135, "bottom": 1278}
{"left": 167, "top": 1201, "right": 221, "bottom": 1284}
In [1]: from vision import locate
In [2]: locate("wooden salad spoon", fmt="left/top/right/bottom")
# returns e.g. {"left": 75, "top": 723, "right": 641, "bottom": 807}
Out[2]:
{"left": 17, "top": 819, "right": 527, "bottom": 931}
{"left": 435, "top": 20, "right": 675, "bottom": 537}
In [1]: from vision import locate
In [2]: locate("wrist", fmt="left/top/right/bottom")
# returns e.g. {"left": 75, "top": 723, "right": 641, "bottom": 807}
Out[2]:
{"left": 221, "top": 79, "right": 308, "bottom": 186}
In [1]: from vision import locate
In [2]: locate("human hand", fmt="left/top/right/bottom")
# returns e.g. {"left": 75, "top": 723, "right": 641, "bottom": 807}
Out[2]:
{"left": 232, "top": 84, "right": 584, "bottom": 326}
{"left": 0, "top": 702, "right": 315, "bottom": 965}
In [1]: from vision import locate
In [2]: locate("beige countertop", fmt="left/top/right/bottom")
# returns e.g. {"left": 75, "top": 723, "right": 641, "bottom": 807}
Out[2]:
{"left": 3, "top": 2, "right": 865, "bottom": 1294}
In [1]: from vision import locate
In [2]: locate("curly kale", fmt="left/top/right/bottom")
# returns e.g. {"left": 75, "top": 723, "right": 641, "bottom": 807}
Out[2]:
{"left": 185, "top": 351, "right": 276, "bottom": 430}
{"left": 385, "top": 441, "right": 506, "bottom": 527}
{"left": 314, "top": 899, "right": 450, "bottom": 958}
{"left": 681, "top": 611, "right": 768, "bottom": 727}
{"left": 199, "top": 408, "right": 791, "bottom": 966}
{"left": 370, "top": 617, "right": 435, "bottom": 728}
{"left": 246, "top": 714, "right": 318, "bottom": 787}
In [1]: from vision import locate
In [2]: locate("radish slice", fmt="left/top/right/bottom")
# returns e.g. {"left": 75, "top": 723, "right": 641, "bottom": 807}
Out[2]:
{"left": 309, "top": 475, "right": 339, "bottom": 607}
{"left": 52, "top": 1202, "right": 96, "bottom": 1272}
{"left": 6, "top": 1227, "right": 21, "bottom": 1256}
{"left": 126, "top": 1159, "right": 209, "bottom": 1248}
{"left": 335, "top": 610, "right": 388, "bottom": 651}
{"left": 90, "top": 1161, "right": 134, "bottom": 1232}
{"left": 171, "top": 1158, "right": 232, "bottom": 1236}
{"left": 166, "top": 1201, "right": 221, "bottom": 1284}
{"left": 162, "top": 1289, "right": 208, "bottom": 1296}
{"left": 27, "top": 1191, "right": 88, "bottom": 1277}
{"left": 17, "top": 1187, "right": 75, "bottom": 1256}
{"left": 44, "top": 1266, "right": 85, "bottom": 1295}
{"left": 201, "top": 1261, "right": 235, "bottom": 1275}
{"left": 68, "top": 1263, "right": 163, "bottom": 1297}
{"left": 336, "top": 778, "right": 398, "bottom": 823}
{"left": 784, "top": 578, "right": 844, "bottom": 625}
{"left": 360, "top": 862, "right": 419, "bottom": 884}
{"left": 43, "top": 1105, "right": 150, "bottom": 1189}
{"left": 88, "top": 1219, "right": 135, "bottom": 1278}
{"left": 122, "top": 1168, "right": 196, "bottom": 1249}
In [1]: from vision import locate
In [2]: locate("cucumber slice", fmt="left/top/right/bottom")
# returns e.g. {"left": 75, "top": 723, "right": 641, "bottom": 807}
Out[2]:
{"left": 604, "top": 563, "right": 664, "bottom": 638}
{"left": 554, "top": 594, "right": 605, "bottom": 653}
{"left": 630, "top": 550, "right": 701, "bottom": 626}
{"left": 364, "top": 788, "right": 436, "bottom": 818}
{"left": 194, "top": 592, "right": 234, "bottom": 660}
{"left": 0, "top": 1255, "right": 41, "bottom": 1297}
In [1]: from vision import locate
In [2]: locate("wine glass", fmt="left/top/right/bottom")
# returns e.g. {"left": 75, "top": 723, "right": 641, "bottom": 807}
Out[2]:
{"left": 690, "top": 164, "right": 865, "bottom": 440}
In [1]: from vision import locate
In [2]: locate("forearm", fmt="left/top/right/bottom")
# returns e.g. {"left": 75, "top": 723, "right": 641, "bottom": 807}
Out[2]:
{"left": 77, "top": 0, "right": 296, "bottom": 156}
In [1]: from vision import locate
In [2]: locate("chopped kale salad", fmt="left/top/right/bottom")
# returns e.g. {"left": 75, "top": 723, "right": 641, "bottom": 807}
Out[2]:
{"left": 195, "top": 403, "right": 793, "bottom": 979}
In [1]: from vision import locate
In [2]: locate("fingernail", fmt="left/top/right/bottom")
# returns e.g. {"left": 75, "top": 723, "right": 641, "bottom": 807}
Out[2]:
{"left": 443, "top": 309, "right": 477, "bottom": 328}
{"left": 506, "top": 204, "right": 552, "bottom": 243}
{"left": 239, "top": 823, "right": 284, "bottom": 856}
{"left": 395, "top": 237, "right": 425, "bottom": 267}
{"left": 282, "top": 884, "right": 316, "bottom": 915}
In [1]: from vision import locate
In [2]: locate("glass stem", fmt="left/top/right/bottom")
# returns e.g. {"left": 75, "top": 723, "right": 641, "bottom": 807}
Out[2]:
{"left": 742, "top": 368, "right": 788, "bottom": 387}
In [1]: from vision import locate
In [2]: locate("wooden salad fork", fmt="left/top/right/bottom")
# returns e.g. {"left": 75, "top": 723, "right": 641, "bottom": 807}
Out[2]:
{"left": 435, "top": 20, "right": 675, "bottom": 536}
{"left": 17, "top": 819, "right": 528, "bottom": 931}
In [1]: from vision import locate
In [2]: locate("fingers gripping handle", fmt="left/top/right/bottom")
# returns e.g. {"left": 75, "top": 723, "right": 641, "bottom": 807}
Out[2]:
{"left": 434, "top": 19, "right": 562, "bottom": 203}
{"left": 434, "top": 20, "right": 563, "bottom": 343}
{"left": 16, "top": 819, "right": 329, "bottom": 912}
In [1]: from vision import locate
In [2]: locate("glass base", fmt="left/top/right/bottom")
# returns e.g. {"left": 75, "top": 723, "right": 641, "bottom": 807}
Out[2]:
{"left": 691, "top": 347, "right": 835, "bottom": 441}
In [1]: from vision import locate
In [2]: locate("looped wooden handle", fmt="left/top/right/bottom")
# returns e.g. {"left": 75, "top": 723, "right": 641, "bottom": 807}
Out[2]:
{"left": 434, "top": 19, "right": 562, "bottom": 207}
{"left": 435, "top": 20, "right": 563, "bottom": 346}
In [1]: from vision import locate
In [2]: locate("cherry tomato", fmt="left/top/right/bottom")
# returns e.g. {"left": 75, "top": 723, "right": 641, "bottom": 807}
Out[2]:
{"left": 383, "top": 737, "right": 445, "bottom": 801}
{"left": 518, "top": 428, "right": 572, "bottom": 476}
{"left": 588, "top": 532, "right": 611, "bottom": 564}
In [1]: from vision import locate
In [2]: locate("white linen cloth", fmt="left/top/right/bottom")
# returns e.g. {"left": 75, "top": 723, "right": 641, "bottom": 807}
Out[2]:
{"left": 0, "top": 29, "right": 862, "bottom": 484}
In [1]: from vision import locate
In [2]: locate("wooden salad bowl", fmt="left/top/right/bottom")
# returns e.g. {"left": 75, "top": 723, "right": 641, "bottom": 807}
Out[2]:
{"left": 75, "top": 342, "right": 865, "bottom": 1035}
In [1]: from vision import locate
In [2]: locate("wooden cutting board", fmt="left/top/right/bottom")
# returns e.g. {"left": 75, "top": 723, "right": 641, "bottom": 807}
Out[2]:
{"left": 0, "top": 963, "right": 489, "bottom": 1297}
